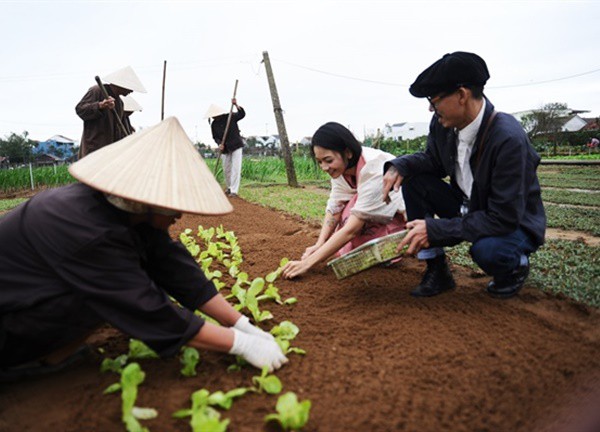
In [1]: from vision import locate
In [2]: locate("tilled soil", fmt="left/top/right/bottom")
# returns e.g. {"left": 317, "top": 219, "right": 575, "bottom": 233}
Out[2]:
{"left": 1, "top": 197, "right": 599, "bottom": 432}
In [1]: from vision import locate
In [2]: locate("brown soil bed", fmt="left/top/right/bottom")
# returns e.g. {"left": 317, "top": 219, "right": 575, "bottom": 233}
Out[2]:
{"left": 1, "top": 198, "right": 600, "bottom": 432}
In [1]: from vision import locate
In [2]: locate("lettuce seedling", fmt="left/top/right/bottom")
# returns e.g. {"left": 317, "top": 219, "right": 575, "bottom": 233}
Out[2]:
{"left": 251, "top": 366, "right": 283, "bottom": 395}
{"left": 256, "top": 283, "right": 282, "bottom": 304}
{"left": 104, "top": 363, "right": 158, "bottom": 432}
{"left": 128, "top": 339, "right": 159, "bottom": 360}
{"left": 265, "top": 392, "right": 311, "bottom": 431}
{"left": 207, "top": 388, "right": 249, "bottom": 410}
{"left": 271, "top": 321, "right": 306, "bottom": 356}
{"left": 265, "top": 257, "right": 290, "bottom": 283}
{"left": 180, "top": 347, "right": 200, "bottom": 377}
{"left": 173, "top": 389, "right": 230, "bottom": 432}
{"left": 101, "top": 354, "right": 128, "bottom": 373}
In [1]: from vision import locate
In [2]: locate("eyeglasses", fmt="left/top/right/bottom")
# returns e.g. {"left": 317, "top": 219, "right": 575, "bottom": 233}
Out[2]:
{"left": 426, "top": 87, "right": 462, "bottom": 109}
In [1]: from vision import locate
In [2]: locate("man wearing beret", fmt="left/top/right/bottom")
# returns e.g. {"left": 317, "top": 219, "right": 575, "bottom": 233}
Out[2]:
{"left": 383, "top": 52, "right": 546, "bottom": 299}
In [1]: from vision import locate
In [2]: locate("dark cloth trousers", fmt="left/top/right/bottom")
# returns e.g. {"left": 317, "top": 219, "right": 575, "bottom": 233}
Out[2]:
{"left": 0, "top": 294, "right": 101, "bottom": 368}
{"left": 402, "top": 173, "right": 537, "bottom": 277}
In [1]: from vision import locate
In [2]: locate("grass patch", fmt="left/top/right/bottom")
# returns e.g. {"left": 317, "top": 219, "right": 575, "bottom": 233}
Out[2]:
{"left": 545, "top": 204, "right": 600, "bottom": 235}
{"left": 446, "top": 239, "right": 599, "bottom": 307}
{"left": 240, "top": 184, "right": 327, "bottom": 222}
{"left": 542, "top": 189, "right": 600, "bottom": 207}
{"left": 0, "top": 198, "right": 27, "bottom": 212}
{"left": 538, "top": 165, "right": 600, "bottom": 190}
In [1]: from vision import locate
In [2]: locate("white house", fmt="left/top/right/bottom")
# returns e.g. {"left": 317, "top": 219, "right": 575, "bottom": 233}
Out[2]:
{"left": 512, "top": 108, "right": 590, "bottom": 134}
{"left": 383, "top": 122, "right": 429, "bottom": 141}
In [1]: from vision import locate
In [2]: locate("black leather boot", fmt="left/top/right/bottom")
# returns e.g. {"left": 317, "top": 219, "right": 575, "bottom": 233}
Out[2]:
{"left": 486, "top": 261, "right": 530, "bottom": 299}
{"left": 410, "top": 255, "right": 456, "bottom": 297}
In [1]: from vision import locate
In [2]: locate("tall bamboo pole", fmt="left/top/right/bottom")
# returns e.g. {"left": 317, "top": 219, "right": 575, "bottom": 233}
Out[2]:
{"left": 161, "top": 60, "right": 167, "bottom": 121}
{"left": 262, "top": 51, "right": 298, "bottom": 187}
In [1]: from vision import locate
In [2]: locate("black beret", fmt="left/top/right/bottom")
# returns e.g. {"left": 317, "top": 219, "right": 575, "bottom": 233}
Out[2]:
{"left": 409, "top": 51, "right": 490, "bottom": 98}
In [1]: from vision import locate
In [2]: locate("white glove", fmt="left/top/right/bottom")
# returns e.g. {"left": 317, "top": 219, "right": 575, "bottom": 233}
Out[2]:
{"left": 229, "top": 328, "right": 288, "bottom": 372}
{"left": 234, "top": 315, "right": 275, "bottom": 341}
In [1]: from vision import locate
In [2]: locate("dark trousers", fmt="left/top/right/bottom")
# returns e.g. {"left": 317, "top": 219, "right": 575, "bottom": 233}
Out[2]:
{"left": 402, "top": 173, "right": 538, "bottom": 277}
{"left": 0, "top": 294, "right": 101, "bottom": 367}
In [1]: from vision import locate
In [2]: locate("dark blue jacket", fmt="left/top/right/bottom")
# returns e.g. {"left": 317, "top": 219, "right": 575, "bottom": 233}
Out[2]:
{"left": 386, "top": 98, "right": 546, "bottom": 247}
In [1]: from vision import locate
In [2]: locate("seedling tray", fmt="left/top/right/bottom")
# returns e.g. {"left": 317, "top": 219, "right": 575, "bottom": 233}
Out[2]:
{"left": 327, "top": 230, "right": 407, "bottom": 279}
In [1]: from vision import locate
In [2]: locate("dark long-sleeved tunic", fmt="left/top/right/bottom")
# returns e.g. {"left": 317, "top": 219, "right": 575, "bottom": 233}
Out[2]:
{"left": 211, "top": 107, "right": 246, "bottom": 153}
{"left": 75, "top": 85, "right": 129, "bottom": 157}
{"left": 0, "top": 184, "right": 217, "bottom": 366}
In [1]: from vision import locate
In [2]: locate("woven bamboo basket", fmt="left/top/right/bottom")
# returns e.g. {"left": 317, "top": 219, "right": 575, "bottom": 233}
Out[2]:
{"left": 327, "top": 230, "right": 408, "bottom": 279}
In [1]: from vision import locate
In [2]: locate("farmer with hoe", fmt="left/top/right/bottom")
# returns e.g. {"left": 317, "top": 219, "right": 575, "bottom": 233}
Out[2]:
{"left": 282, "top": 122, "right": 406, "bottom": 279}
{"left": 0, "top": 117, "right": 287, "bottom": 382}
{"left": 383, "top": 52, "right": 546, "bottom": 298}
{"left": 76, "top": 66, "right": 147, "bottom": 158}
{"left": 205, "top": 98, "right": 246, "bottom": 197}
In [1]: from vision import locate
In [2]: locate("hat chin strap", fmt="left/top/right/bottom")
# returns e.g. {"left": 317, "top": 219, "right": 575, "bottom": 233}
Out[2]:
{"left": 105, "top": 194, "right": 150, "bottom": 214}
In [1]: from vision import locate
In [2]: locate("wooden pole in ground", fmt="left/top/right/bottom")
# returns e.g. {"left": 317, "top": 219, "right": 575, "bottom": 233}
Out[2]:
{"left": 213, "top": 79, "right": 239, "bottom": 176}
{"left": 262, "top": 51, "right": 298, "bottom": 187}
{"left": 161, "top": 60, "right": 167, "bottom": 120}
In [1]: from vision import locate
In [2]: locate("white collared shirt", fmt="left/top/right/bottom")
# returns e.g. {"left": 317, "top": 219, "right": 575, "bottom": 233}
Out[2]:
{"left": 455, "top": 99, "right": 486, "bottom": 199}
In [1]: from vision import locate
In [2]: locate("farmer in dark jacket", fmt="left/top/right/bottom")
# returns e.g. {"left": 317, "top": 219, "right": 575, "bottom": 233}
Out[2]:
{"left": 76, "top": 66, "right": 147, "bottom": 158}
{"left": 0, "top": 117, "right": 287, "bottom": 382}
{"left": 383, "top": 52, "right": 546, "bottom": 299}
{"left": 205, "top": 99, "right": 246, "bottom": 197}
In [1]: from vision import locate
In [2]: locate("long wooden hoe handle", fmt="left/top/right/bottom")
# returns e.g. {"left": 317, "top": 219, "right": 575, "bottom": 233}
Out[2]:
{"left": 213, "top": 79, "right": 240, "bottom": 175}
{"left": 95, "top": 75, "right": 131, "bottom": 137}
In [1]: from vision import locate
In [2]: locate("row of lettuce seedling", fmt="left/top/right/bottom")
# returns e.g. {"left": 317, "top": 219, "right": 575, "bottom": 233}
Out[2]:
{"left": 99, "top": 224, "right": 311, "bottom": 431}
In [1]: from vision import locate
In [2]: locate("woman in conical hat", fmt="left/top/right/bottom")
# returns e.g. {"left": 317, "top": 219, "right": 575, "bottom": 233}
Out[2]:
{"left": 0, "top": 117, "right": 287, "bottom": 382}
{"left": 205, "top": 98, "right": 246, "bottom": 197}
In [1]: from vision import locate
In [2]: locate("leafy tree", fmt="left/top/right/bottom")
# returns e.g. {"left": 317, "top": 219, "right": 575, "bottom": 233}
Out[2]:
{"left": 0, "top": 131, "right": 36, "bottom": 164}
{"left": 520, "top": 102, "right": 568, "bottom": 156}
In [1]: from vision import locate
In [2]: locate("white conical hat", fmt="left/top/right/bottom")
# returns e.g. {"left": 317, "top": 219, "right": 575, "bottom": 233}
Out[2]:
{"left": 203, "top": 104, "right": 228, "bottom": 119}
{"left": 69, "top": 117, "right": 233, "bottom": 215}
{"left": 103, "top": 66, "right": 147, "bottom": 93}
{"left": 121, "top": 94, "right": 143, "bottom": 112}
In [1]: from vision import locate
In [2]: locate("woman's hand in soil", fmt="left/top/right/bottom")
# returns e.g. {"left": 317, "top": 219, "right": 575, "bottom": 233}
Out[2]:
{"left": 301, "top": 244, "right": 320, "bottom": 260}
{"left": 282, "top": 260, "right": 311, "bottom": 279}
{"left": 229, "top": 328, "right": 288, "bottom": 372}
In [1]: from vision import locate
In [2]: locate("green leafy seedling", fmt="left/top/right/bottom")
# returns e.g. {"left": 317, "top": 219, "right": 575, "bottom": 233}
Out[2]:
{"left": 265, "top": 257, "right": 290, "bottom": 283}
{"left": 251, "top": 366, "right": 282, "bottom": 394}
{"left": 265, "top": 392, "right": 311, "bottom": 431}
{"left": 207, "top": 388, "right": 249, "bottom": 410}
{"left": 180, "top": 347, "right": 200, "bottom": 377}
{"left": 104, "top": 362, "right": 158, "bottom": 432}
{"left": 173, "top": 389, "right": 230, "bottom": 432}
{"left": 101, "top": 354, "right": 128, "bottom": 374}
{"left": 128, "top": 339, "right": 159, "bottom": 359}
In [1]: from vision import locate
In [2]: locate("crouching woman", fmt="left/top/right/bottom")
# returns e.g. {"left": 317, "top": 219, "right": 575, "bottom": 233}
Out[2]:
{"left": 282, "top": 122, "right": 406, "bottom": 279}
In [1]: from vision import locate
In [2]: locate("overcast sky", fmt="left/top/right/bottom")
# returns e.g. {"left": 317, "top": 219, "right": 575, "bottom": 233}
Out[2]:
{"left": 1, "top": 0, "right": 599, "bottom": 147}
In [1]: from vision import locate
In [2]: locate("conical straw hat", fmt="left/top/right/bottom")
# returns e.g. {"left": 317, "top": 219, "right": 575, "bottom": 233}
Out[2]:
{"left": 69, "top": 117, "right": 233, "bottom": 215}
{"left": 121, "top": 94, "right": 143, "bottom": 112}
{"left": 204, "top": 104, "right": 228, "bottom": 119}
{"left": 103, "top": 66, "right": 147, "bottom": 93}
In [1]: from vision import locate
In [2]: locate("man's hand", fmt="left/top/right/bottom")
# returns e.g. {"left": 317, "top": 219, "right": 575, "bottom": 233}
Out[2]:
{"left": 382, "top": 166, "right": 403, "bottom": 203}
{"left": 398, "top": 219, "right": 430, "bottom": 255}
{"left": 233, "top": 315, "right": 275, "bottom": 341}
{"left": 232, "top": 97, "right": 238, "bottom": 106}
{"left": 99, "top": 96, "right": 115, "bottom": 110}
{"left": 281, "top": 260, "right": 311, "bottom": 279}
{"left": 218, "top": 143, "right": 225, "bottom": 152}
{"left": 229, "top": 328, "right": 288, "bottom": 372}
